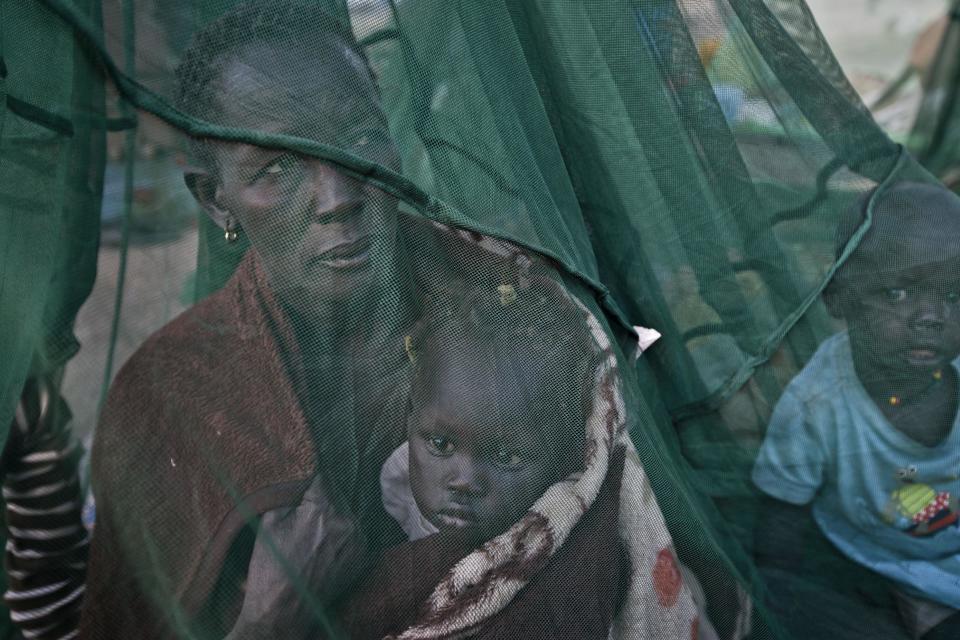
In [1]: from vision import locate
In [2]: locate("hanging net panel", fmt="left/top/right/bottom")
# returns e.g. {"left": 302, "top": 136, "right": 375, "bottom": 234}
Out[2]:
{"left": 1, "top": 0, "right": 958, "bottom": 638}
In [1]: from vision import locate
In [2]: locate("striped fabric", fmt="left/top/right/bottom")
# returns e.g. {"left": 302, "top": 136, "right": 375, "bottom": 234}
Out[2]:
{"left": 3, "top": 378, "right": 88, "bottom": 640}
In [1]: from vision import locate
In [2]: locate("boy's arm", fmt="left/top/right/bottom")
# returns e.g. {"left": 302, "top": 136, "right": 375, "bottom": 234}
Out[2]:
{"left": 751, "top": 387, "right": 824, "bottom": 569}
{"left": 754, "top": 495, "right": 815, "bottom": 572}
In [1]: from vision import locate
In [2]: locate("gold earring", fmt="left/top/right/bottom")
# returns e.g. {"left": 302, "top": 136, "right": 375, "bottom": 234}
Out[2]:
{"left": 224, "top": 218, "right": 239, "bottom": 243}
{"left": 404, "top": 336, "right": 417, "bottom": 364}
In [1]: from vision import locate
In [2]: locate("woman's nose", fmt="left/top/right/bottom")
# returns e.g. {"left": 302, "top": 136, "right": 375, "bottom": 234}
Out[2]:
{"left": 308, "top": 162, "right": 365, "bottom": 220}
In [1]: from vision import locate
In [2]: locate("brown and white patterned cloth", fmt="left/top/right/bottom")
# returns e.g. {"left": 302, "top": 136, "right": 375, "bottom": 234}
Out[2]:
{"left": 2, "top": 376, "right": 89, "bottom": 640}
{"left": 380, "top": 224, "right": 717, "bottom": 639}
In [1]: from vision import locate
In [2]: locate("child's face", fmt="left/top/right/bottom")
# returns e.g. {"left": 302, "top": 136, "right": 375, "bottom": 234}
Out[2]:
{"left": 836, "top": 214, "right": 960, "bottom": 383}
{"left": 408, "top": 351, "right": 570, "bottom": 542}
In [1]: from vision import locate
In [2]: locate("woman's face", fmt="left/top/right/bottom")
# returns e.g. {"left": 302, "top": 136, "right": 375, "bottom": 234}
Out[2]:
{"left": 208, "top": 43, "right": 400, "bottom": 323}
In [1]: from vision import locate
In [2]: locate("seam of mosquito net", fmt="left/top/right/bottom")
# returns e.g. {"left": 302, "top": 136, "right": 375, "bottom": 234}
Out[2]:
{"left": 33, "top": 0, "right": 640, "bottom": 339}
{"left": 38, "top": 0, "right": 902, "bottom": 385}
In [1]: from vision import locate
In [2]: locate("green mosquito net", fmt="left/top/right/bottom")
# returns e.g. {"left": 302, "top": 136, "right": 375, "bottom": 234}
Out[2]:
{"left": 2, "top": 0, "right": 958, "bottom": 639}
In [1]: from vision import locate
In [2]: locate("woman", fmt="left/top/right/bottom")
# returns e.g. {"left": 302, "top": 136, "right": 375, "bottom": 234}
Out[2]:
{"left": 79, "top": 3, "right": 706, "bottom": 639}
{"left": 81, "top": 4, "right": 416, "bottom": 637}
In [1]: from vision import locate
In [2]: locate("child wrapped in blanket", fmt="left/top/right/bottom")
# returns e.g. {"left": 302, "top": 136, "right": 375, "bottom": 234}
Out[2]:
{"left": 338, "top": 272, "right": 714, "bottom": 639}
{"left": 753, "top": 182, "right": 960, "bottom": 639}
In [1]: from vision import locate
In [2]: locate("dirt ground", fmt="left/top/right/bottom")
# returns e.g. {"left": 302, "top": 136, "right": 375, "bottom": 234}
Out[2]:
{"left": 62, "top": 228, "right": 197, "bottom": 440}
{"left": 807, "top": 0, "right": 947, "bottom": 96}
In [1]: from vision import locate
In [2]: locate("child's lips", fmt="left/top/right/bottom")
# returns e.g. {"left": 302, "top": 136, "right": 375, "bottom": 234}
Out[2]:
{"left": 906, "top": 346, "right": 940, "bottom": 365}
{"left": 437, "top": 508, "right": 479, "bottom": 528}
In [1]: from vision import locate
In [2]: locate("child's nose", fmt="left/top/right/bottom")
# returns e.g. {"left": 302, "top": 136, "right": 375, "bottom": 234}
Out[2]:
{"left": 447, "top": 458, "right": 485, "bottom": 498}
{"left": 912, "top": 293, "right": 948, "bottom": 331}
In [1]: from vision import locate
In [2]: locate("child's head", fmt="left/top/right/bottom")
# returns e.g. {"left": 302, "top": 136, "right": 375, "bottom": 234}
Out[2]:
{"left": 406, "top": 280, "right": 594, "bottom": 541}
{"left": 826, "top": 181, "right": 960, "bottom": 384}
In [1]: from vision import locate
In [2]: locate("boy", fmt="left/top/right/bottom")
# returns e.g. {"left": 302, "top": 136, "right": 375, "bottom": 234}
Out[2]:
{"left": 753, "top": 181, "right": 960, "bottom": 639}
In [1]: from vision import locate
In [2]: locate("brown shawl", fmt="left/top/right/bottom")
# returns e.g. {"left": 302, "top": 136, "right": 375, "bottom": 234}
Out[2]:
{"left": 79, "top": 252, "right": 335, "bottom": 639}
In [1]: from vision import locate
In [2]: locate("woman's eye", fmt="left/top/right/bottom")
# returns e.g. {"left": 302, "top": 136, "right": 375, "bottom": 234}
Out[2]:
{"left": 494, "top": 449, "right": 523, "bottom": 468}
{"left": 884, "top": 288, "right": 908, "bottom": 303}
{"left": 254, "top": 154, "right": 299, "bottom": 182}
{"left": 426, "top": 436, "right": 454, "bottom": 455}
{"left": 348, "top": 130, "right": 391, "bottom": 158}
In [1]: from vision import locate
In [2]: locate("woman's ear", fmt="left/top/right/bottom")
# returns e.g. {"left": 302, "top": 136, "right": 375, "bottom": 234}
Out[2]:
{"left": 184, "top": 167, "right": 230, "bottom": 230}
{"left": 403, "top": 394, "right": 416, "bottom": 430}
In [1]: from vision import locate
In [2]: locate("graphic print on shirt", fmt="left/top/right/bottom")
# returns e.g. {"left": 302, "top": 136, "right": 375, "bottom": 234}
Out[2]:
{"left": 882, "top": 465, "right": 960, "bottom": 537}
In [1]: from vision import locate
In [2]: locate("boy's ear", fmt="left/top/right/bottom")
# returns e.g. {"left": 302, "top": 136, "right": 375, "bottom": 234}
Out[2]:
{"left": 184, "top": 166, "right": 230, "bottom": 230}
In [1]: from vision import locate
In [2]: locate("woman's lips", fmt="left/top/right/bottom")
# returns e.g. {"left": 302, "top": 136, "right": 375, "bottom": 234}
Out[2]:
{"left": 306, "top": 234, "right": 372, "bottom": 270}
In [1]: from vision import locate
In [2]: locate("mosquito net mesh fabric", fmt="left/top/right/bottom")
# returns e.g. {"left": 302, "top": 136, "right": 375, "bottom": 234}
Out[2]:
{"left": 1, "top": 0, "right": 958, "bottom": 638}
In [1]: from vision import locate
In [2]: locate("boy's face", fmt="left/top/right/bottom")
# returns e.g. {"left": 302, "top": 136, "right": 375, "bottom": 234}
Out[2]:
{"left": 408, "top": 350, "right": 571, "bottom": 542}
{"left": 835, "top": 212, "right": 960, "bottom": 383}
{"left": 201, "top": 42, "right": 400, "bottom": 322}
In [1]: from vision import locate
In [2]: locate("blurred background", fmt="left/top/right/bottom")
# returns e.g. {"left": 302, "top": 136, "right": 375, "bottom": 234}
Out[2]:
{"left": 809, "top": 0, "right": 947, "bottom": 137}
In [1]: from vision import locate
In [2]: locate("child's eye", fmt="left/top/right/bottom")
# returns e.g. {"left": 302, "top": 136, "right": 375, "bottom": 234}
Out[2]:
{"left": 883, "top": 288, "right": 908, "bottom": 303}
{"left": 494, "top": 449, "right": 523, "bottom": 469}
{"left": 426, "top": 436, "right": 454, "bottom": 456}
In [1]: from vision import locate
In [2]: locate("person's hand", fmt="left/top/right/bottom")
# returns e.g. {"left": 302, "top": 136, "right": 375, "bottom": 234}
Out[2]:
{"left": 226, "top": 478, "right": 366, "bottom": 640}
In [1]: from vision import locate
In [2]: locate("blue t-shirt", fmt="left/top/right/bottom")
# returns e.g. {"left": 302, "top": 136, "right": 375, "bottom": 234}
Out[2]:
{"left": 753, "top": 332, "right": 960, "bottom": 608}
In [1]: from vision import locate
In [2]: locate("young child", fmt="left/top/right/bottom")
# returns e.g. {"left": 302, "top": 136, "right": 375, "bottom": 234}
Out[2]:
{"left": 339, "top": 275, "right": 714, "bottom": 640}
{"left": 350, "top": 280, "right": 628, "bottom": 639}
{"left": 381, "top": 282, "right": 591, "bottom": 547}
{"left": 753, "top": 181, "right": 960, "bottom": 639}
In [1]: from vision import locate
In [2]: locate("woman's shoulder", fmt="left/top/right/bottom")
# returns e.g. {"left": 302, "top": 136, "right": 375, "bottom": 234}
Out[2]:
{"left": 93, "top": 284, "right": 244, "bottom": 459}
{"left": 104, "top": 252, "right": 276, "bottom": 411}
{"left": 114, "top": 287, "right": 240, "bottom": 397}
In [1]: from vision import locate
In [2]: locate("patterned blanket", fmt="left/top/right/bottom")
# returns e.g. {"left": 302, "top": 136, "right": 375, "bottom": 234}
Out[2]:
{"left": 343, "top": 226, "right": 704, "bottom": 639}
